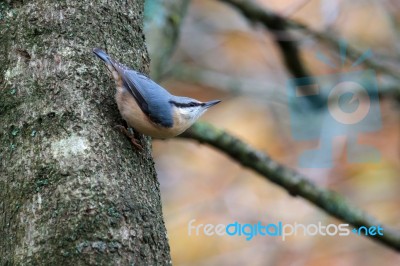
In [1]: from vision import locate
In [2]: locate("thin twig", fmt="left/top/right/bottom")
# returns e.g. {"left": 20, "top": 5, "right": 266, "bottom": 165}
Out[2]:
{"left": 220, "top": 0, "right": 325, "bottom": 109}
{"left": 220, "top": 0, "right": 400, "bottom": 97}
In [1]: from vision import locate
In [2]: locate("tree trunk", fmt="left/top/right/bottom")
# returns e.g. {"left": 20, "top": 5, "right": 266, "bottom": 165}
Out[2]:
{"left": 0, "top": 1, "right": 171, "bottom": 265}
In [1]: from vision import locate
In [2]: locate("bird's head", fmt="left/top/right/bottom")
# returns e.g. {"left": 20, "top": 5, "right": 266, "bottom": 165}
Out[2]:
{"left": 170, "top": 97, "right": 221, "bottom": 126}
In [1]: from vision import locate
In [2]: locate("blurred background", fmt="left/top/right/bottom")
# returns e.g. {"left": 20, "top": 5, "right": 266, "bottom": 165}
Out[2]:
{"left": 144, "top": 0, "right": 400, "bottom": 265}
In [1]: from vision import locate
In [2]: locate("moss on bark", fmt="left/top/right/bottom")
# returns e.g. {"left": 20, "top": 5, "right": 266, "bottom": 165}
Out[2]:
{"left": 0, "top": 1, "right": 171, "bottom": 265}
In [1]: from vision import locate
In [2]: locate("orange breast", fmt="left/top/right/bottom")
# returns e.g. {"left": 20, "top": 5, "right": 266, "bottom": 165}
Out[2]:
{"left": 115, "top": 88, "right": 189, "bottom": 138}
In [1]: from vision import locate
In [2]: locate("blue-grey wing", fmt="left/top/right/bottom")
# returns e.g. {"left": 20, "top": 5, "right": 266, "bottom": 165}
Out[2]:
{"left": 115, "top": 65, "right": 174, "bottom": 128}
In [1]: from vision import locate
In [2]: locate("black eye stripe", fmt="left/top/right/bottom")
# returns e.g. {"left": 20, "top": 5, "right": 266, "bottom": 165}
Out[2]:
{"left": 169, "top": 101, "right": 204, "bottom": 108}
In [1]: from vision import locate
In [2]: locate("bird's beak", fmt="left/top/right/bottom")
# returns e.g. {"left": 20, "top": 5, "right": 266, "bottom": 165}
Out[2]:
{"left": 204, "top": 100, "right": 221, "bottom": 108}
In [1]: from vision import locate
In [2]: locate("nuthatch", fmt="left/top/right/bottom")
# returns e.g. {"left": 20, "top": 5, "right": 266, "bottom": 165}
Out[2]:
{"left": 93, "top": 48, "right": 220, "bottom": 143}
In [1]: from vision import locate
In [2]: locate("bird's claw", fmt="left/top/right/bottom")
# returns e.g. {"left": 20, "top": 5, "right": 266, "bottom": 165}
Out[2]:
{"left": 114, "top": 125, "right": 143, "bottom": 151}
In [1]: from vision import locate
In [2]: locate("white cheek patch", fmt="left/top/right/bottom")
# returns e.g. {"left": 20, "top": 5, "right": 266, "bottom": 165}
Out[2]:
{"left": 181, "top": 107, "right": 205, "bottom": 123}
{"left": 180, "top": 108, "right": 191, "bottom": 116}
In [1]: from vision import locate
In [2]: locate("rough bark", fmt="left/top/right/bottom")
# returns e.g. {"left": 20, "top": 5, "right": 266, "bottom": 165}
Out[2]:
{"left": 0, "top": 1, "right": 171, "bottom": 265}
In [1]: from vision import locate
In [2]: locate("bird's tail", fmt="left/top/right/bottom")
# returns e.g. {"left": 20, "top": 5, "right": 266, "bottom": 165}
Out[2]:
{"left": 93, "top": 48, "right": 113, "bottom": 65}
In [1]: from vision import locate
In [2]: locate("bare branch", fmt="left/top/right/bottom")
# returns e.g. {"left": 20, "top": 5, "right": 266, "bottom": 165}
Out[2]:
{"left": 180, "top": 122, "right": 400, "bottom": 251}
{"left": 220, "top": 0, "right": 325, "bottom": 108}
{"left": 220, "top": 0, "right": 400, "bottom": 98}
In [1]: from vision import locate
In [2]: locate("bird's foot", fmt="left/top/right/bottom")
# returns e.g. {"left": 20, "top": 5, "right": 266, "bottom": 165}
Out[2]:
{"left": 114, "top": 125, "right": 143, "bottom": 151}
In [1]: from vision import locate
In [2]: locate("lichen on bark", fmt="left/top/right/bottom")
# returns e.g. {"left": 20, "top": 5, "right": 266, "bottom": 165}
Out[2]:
{"left": 0, "top": 1, "right": 171, "bottom": 265}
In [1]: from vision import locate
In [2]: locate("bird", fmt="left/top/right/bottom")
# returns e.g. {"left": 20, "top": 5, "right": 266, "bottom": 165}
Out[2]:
{"left": 93, "top": 48, "right": 221, "bottom": 148}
